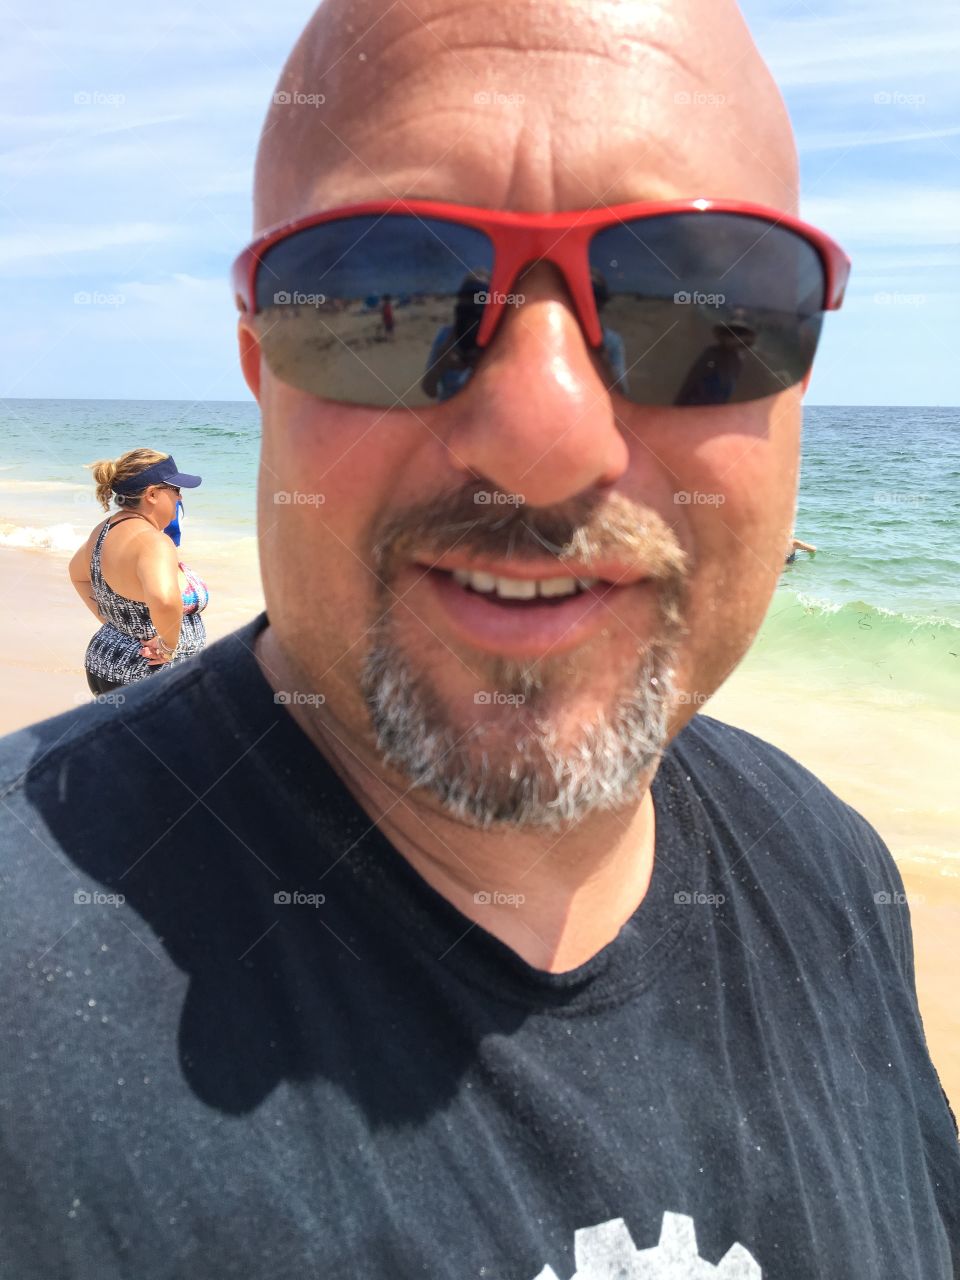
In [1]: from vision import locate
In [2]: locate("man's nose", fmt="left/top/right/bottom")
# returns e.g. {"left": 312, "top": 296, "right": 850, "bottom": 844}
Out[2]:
{"left": 441, "top": 263, "right": 629, "bottom": 507}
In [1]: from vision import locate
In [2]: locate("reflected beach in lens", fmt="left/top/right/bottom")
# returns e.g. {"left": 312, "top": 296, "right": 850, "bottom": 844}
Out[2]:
{"left": 589, "top": 213, "right": 825, "bottom": 404}
{"left": 254, "top": 214, "right": 494, "bottom": 407}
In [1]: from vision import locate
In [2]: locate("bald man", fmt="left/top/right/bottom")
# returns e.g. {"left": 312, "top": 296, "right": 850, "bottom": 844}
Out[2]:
{"left": 1, "top": 1, "right": 958, "bottom": 1277}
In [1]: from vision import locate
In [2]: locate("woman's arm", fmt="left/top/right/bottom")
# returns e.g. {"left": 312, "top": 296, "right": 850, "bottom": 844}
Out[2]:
{"left": 67, "top": 541, "right": 105, "bottom": 622}
{"left": 135, "top": 534, "right": 183, "bottom": 655}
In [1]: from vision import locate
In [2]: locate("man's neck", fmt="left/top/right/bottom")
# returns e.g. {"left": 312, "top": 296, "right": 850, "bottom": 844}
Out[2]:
{"left": 255, "top": 625, "right": 658, "bottom": 973}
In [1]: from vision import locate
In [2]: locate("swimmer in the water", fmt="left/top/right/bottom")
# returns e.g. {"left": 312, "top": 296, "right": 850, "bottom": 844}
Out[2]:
{"left": 784, "top": 535, "right": 817, "bottom": 566}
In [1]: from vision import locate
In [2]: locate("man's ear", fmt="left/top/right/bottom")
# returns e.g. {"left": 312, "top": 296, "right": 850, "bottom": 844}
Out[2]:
{"left": 801, "top": 367, "right": 814, "bottom": 394}
{"left": 238, "top": 320, "right": 262, "bottom": 402}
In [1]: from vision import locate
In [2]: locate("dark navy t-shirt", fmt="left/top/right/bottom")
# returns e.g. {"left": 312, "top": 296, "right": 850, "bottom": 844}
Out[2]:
{"left": 0, "top": 613, "right": 957, "bottom": 1278}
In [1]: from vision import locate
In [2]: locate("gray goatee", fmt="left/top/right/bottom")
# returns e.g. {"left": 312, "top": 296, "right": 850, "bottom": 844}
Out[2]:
{"left": 360, "top": 489, "right": 688, "bottom": 830}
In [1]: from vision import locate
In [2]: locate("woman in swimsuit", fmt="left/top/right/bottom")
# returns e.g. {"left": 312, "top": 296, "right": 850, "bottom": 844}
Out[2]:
{"left": 67, "top": 448, "right": 209, "bottom": 696}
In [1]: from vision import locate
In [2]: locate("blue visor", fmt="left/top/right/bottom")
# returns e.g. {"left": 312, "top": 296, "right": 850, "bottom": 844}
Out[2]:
{"left": 112, "top": 455, "right": 202, "bottom": 495}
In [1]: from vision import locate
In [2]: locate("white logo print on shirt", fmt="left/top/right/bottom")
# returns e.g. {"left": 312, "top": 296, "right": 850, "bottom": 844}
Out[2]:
{"left": 531, "top": 1211, "right": 761, "bottom": 1279}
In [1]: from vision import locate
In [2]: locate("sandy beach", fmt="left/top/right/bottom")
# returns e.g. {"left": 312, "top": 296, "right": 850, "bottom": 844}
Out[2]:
{"left": 1, "top": 542, "right": 957, "bottom": 1111}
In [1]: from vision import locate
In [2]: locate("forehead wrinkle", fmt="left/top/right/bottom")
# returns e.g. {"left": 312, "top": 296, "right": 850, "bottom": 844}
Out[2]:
{"left": 331, "top": 23, "right": 710, "bottom": 82}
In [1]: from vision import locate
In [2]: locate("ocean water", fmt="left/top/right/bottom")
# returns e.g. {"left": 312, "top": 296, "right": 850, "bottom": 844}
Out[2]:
{"left": 0, "top": 398, "right": 260, "bottom": 539}
{"left": 1, "top": 399, "right": 958, "bottom": 707}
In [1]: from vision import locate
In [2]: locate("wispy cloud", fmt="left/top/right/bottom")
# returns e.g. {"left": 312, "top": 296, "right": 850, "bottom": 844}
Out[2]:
{"left": 0, "top": 222, "right": 179, "bottom": 271}
{"left": 802, "top": 188, "right": 960, "bottom": 247}
{"left": 743, "top": 0, "right": 960, "bottom": 88}
{"left": 798, "top": 124, "right": 960, "bottom": 153}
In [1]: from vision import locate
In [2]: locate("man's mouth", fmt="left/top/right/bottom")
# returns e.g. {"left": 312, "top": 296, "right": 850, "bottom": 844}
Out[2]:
{"left": 404, "top": 556, "right": 657, "bottom": 658}
{"left": 449, "top": 567, "right": 599, "bottom": 602}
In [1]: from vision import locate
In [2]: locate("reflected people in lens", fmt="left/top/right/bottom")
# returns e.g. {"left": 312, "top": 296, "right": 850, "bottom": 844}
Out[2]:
{"left": 591, "top": 270, "right": 629, "bottom": 395}
{"left": 421, "top": 269, "right": 629, "bottom": 402}
{"left": 674, "top": 310, "right": 758, "bottom": 406}
{"left": 421, "top": 274, "right": 489, "bottom": 402}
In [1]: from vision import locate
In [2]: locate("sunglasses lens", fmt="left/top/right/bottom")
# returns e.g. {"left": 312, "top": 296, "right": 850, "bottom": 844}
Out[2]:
{"left": 253, "top": 215, "right": 495, "bottom": 407}
{"left": 588, "top": 213, "right": 826, "bottom": 405}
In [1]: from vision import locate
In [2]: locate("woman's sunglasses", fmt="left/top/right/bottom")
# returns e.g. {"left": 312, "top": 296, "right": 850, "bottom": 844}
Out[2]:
{"left": 232, "top": 197, "right": 850, "bottom": 410}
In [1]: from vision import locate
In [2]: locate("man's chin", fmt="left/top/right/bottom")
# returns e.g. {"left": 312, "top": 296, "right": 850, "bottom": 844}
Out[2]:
{"left": 360, "top": 636, "right": 676, "bottom": 830}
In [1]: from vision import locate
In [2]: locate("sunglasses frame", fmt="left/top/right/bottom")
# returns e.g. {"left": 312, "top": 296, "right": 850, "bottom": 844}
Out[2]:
{"left": 232, "top": 197, "right": 850, "bottom": 355}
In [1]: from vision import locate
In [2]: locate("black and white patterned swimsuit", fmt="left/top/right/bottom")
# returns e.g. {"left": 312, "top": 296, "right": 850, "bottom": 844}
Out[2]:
{"left": 84, "top": 515, "right": 207, "bottom": 686}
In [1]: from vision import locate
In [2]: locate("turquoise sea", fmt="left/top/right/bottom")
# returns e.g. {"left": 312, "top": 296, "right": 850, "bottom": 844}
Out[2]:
{"left": 1, "top": 399, "right": 958, "bottom": 709}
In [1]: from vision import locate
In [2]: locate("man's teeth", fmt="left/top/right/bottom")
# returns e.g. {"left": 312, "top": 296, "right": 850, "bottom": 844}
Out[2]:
{"left": 451, "top": 569, "right": 599, "bottom": 599}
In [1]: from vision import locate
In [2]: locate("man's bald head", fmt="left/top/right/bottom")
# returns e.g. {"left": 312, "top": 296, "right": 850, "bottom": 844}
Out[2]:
{"left": 252, "top": 0, "right": 797, "bottom": 232}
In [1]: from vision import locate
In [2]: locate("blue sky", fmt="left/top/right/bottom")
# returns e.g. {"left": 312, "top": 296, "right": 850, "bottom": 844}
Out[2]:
{"left": 1, "top": 0, "right": 957, "bottom": 405}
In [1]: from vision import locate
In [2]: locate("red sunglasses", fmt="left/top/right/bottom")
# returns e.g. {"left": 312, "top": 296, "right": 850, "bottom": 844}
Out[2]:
{"left": 232, "top": 197, "right": 850, "bottom": 410}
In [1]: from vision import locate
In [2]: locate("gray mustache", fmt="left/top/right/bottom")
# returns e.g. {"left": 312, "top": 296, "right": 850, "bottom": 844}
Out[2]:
{"left": 373, "top": 485, "right": 689, "bottom": 584}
